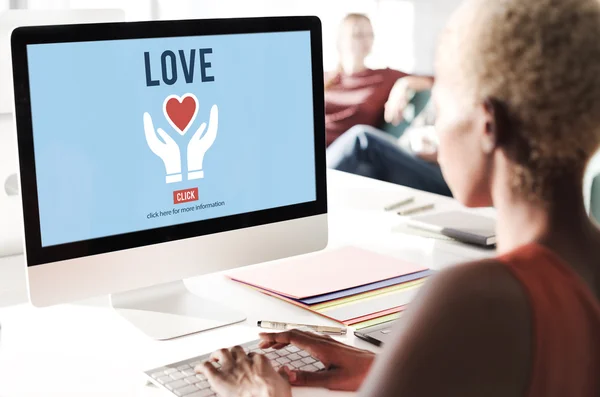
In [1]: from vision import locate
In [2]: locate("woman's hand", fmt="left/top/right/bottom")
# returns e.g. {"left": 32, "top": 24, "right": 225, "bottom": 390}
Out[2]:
{"left": 409, "top": 127, "right": 439, "bottom": 163}
{"left": 196, "top": 346, "right": 292, "bottom": 397}
{"left": 385, "top": 76, "right": 435, "bottom": 126}
{"left": 259, "top": 329, "right": 376, "bottom": 391}
{"left": 385, "top": 78, "right": 413, "bottom": 126}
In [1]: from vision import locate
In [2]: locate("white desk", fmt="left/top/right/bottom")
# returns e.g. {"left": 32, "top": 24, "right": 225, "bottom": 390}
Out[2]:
{"left": 0, "top": 170, "right": 494, "bottom": 397}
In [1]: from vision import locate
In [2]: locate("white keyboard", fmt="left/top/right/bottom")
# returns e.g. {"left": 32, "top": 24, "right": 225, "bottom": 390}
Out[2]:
{"left": 145, "top": 338, "right": 325, "bottom": 397}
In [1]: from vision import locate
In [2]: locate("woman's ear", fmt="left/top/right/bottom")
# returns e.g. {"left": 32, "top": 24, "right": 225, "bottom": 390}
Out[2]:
{"left": 481, "top": 97, "right": 513, "bottom": 154}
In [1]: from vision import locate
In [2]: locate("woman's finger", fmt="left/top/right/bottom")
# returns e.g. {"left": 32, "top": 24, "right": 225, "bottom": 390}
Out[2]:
{"left": 195, "top": 361, "right": 224, "bottom": 384}
{"left": 210, "top": 348, "right": 234, "bottom": 368}
{"left": 259, "top": 329, "right": 332, "bottom": 357}
{"left": 392, "top": 104, "right": 405, "bottom": 126}
{"left": 230, "top": 345, "right": 247, "bottom": 362}
{"left": 269, "top": 343, "right": 290, "bottom": 350}
{"left": 278, "top": 365, "right": 293, "bottom": 382}
{"left": 384, "top": 102, "right": 394, "bottom": 123}
{"left": 251, "top": 352, "right": 271, "bottom": 368}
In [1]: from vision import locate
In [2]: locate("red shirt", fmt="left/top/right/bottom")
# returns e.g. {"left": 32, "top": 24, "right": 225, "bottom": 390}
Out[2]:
{"left": 324, "top": 68, "right": 407, "bottom": 146}
{"left": 499, "top": 244, "right": 600, "bottom": 396}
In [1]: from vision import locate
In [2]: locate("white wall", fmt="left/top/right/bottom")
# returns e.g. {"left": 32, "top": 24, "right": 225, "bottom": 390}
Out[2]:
{"left": 412, "top": 0, "right": 462, "bottom": 75}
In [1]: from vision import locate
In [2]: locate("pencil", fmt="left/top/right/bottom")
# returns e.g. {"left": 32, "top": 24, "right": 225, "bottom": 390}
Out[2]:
{"left": 398, "top": 203, "right": 435, "bottom": 216}
{"left": 384, "top": 197, "right": 415, "bottom": 212}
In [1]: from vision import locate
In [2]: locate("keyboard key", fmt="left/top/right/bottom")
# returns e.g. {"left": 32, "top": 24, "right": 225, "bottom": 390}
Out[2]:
{"left": 298, "top": 350, "right": 310, "bottom": 358}
{"left": 182, "top": 369, "right": 197, "bottom": 376}
{"left": 315, "top": 362, "right": 325, "bottom": 370}
{"left": 276, "top": 357, "right": 291, "bottom": 365}
{"left": 186, "top": 390, "right": 214, "bottom": 397}
{"left": 178, "top": 364, "right": 191, "bottom": 371}
{"left": 165, "top": 368, "right": 179, "bottom": 375}
{"left": 166, "top": 380, "right": 188, "bottom": 390}
{"left": 265, "top": 352, "right": 279, "bottom": 360}
{"left": 175, "top": 384, "right": 199, "bottom": 396}
{"left": 300, "top": 364, "right": 318, "bottom": 372}
{"left": 286, "top": 345, "right": 300, "bottom": 353}
{"left": 301, "top": 357, "right": 316, "bottom": 365}
{"left": 184, "top": 376, "right": 199, "bottom": 384}
{"left": 197, "top": 380, "right": 210, "bottom": 389}
{"left": 291, "top": 360, "right": 304, "bottom": 369}
{"left": 287, "top": 353, "right": 302, "bottom": 361}
{"left": 196, "top": 374, "right": 207, "bottom": 381}
{"left": 157, "top": 375, "right": 172, "bottom": 384}
{"left": 248, "top": 344, "right": 260, "bottom": 350}
{"left": 170, "top": 372, "right": 186, "bottom": 381}
{"left": 190, "top": 362, "right": 202, "bottom": 368}
{"left": 151, "top": 370, "right": 168, "bottom": 379}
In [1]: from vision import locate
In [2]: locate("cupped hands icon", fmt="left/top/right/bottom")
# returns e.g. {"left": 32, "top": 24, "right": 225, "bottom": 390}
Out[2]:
{"left": 143, "top": 94, "right": 219, "bottom": 184}
{"left": 187, "top": 105, "right": 218, "bottom": 180}
{"left": 143, "top": 112, "right": 182, "bottom": 183}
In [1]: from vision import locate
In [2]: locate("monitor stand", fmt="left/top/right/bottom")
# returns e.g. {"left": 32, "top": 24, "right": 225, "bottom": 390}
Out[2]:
{"left": 110, "top": 280, "right": 246, "bottom": 340}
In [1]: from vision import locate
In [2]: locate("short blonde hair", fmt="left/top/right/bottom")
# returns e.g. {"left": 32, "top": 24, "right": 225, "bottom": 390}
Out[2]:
{"left": 452, "top": 0, "right": 600, "bottom": 201}
{"left": 325, "top": 13, "right": 372, "bottom": 90}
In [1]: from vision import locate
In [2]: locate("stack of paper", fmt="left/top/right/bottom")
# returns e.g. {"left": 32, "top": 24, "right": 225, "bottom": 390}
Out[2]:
{"left": 228, "top": 247, "right": 433, "bottom": 327}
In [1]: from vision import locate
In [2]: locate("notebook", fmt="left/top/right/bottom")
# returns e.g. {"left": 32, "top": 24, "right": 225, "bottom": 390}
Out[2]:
{"left": 407, "top": 211, "right": 496, "bottom": 247}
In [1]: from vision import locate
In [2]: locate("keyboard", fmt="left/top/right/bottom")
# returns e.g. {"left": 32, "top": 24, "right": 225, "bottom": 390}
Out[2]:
{"left": 144, "top": 338, "right": 325, "bottom": 397}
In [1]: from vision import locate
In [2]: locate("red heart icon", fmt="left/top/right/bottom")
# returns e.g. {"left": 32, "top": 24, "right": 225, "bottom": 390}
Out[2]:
{"left": 163, "top": 94, "right": 198, "bottom": 135}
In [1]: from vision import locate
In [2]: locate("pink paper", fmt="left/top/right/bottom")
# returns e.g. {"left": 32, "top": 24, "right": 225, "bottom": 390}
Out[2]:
{"left": 344, "top": 306, "right": 406, "bottom": 325}
{"left": 228, "top": 246, "right": 427, "bottom": 299}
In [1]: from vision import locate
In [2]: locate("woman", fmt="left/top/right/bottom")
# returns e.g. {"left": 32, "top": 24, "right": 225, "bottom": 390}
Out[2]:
{"left": 324, "top": 13, "right": 433, "bottom": 146}
{"left": 198, "top": 0, "right": 600, "bottom": 395}
{"left": 325, "top": 13, "right": 451, "bottom": 196}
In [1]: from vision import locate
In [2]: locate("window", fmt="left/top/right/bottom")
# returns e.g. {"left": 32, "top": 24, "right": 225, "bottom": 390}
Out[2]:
{"left": 155, "top": 0, "right": 415, "bottom": 73}
{"left": 24, "top": 0, "right": 151, "bottom": 21}
{"left": 369, "top": 1, "right": 414, "bottom": 72}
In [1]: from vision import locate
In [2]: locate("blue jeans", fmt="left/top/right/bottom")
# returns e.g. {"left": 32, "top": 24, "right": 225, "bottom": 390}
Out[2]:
{"left": 327, "top": 125, "right": 452, "bottom": 197}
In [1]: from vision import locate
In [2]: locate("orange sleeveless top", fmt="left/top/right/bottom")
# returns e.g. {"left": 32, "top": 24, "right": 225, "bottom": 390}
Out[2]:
{"left": 498, "top": 244, "right": 600, "bottom": 397}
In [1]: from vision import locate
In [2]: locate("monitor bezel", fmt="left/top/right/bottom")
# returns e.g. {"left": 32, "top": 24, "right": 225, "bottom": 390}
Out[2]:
{"left": 11, "top": 16, "right": 327, "bottom": 267}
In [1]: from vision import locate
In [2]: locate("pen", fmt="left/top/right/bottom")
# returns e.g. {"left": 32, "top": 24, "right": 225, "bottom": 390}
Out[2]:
{"left": 398, "top": 203, "right": 435, "bottom": 216}
{"left": 257, "top": 321, "right": 347, "bottom": 335}
{"left": 384, "top": 197, "right": 415, "bottom": 212}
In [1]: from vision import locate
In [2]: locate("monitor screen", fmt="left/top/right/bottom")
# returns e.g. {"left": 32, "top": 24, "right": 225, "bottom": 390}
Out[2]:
{"left": 25, "top": 31, "right": 317, "bottom": 247}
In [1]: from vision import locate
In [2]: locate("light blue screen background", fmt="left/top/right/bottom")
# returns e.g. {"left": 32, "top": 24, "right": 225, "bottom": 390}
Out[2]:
{"left": 27, "top": 31, "right": 316, "bottom": 247}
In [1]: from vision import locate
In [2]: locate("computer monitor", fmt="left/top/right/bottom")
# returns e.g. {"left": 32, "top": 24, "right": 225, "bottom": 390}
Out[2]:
{"left": 11, "top": 17, "right": 328, "bottom": 340}
{"left": 0, "top": 9, "right": 125, "bottom": 259}
{"left": 0, "top": 9, "right": 126, "bottom": 114}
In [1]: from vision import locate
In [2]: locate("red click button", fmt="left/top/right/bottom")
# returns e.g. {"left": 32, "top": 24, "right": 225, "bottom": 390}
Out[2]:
{"left": 173, "top": 187, "right": 199, "bottom": 205}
